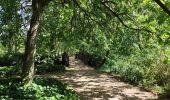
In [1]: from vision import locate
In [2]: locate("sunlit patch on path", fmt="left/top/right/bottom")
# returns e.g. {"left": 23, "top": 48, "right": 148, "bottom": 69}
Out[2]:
{"left": 42, "top": 57, "right": 158, "bottom": 100}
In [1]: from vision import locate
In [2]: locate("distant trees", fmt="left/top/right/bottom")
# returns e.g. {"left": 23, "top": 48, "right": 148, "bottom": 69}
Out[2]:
{"left": 0, "top": 0, "right": 22, "bottom": 54}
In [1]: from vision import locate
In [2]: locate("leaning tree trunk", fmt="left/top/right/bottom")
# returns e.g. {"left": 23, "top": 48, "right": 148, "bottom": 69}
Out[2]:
{"left": 22, "top": 0, "right": 49, "bottom": 84}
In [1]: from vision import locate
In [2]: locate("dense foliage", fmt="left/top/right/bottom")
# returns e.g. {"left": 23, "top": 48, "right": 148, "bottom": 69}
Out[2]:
{"left": 0, "top": 78, "right": 79, "bottom": 100}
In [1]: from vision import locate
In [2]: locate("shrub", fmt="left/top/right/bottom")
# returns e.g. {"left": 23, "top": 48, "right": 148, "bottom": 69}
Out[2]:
{"left": 0, "top": 53, "right": 23, "bottom": 67}
{"left": 100, "top": 47, "right": 170, "bottom": 96}
{"left": 163, "top": 81, "right": 170, "bottom": 98}
{"left": 35, "top": 53, "right": 65, "bottom": 74}
{"left": 154, "top": 64, "right": 170, "bottom": 85}
{"left": 0, "top": 78, "right": 79, "bottom": 100}
{"left": 75, "top": 52, "right": 104, "bottom": 69}
{"left": 35, "top": 64, "right": 65, "bottom": 74}
{"left": 0, "top": 66, "right": 22, "bottom": 77}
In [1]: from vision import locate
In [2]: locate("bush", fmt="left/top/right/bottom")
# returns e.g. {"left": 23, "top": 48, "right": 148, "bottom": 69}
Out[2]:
{"left": 35, "top": 64, "right": 65, "bottom": 74}
{"left": 163, "top": 81, "right": 170, "bottom": 98}
{"left": 75, "top": 52, "right": 104, "bottom": 69}
{"left": 0, "top": 66, "right": 20, "bottom": 77}
{"left": 35, "top": 53, "right": 65, "bottom": 74}
{"left": 100, "top": 47, "right": 170, "bottom": 96}
{"left": 154, "top": 64, "right": 170, "bottom": 85}
{"left": 0, "top": 53, "right": 23, "bottom": 67}
{"left": 0, "top": 78, "right": 79, "bottom": 100}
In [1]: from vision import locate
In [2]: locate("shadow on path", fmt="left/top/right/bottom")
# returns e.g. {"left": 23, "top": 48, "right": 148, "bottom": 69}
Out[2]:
{"left": 42, "top": 57, "right": 158, "bottom": 100}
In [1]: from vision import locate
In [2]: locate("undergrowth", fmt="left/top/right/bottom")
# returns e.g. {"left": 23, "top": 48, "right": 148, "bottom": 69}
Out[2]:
{"left": 0, "top": 78, "right": 79, "bottom": 100}
{"left": 100, "top": 48, "right": 170, "bottom": 97}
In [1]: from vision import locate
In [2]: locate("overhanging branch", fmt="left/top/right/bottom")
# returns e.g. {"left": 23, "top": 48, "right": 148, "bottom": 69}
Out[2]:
{"left": 101, "top": 1, "right": 153, "bottom": 33}
{"left": 72, "top": 0, "right": 153, "bottom": 34}
{"left": 154, "top": 0, "right": 170, "bottom": 16}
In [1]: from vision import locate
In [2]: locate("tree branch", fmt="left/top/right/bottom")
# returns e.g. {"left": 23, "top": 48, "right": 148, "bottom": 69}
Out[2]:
{"left": 72, "top": 0, "right": 108, "bottom": 29}
{"left": 101, "top": 1, "right": 153, "bottom": 33}
{"left": 101, "top": 1, "right": 117, "bottom": 5}
{"left": 154, "top": 0, "right": 170, "bottom": 16}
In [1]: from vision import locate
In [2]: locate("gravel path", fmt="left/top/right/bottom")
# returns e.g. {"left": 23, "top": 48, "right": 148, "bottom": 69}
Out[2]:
{"left": 43, "top": 57, "right": 158, "bottom": 100}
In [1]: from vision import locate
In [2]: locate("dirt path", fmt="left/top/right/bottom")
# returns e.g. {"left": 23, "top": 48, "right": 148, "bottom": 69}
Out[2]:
{"left": 43, "top": 57, "right": 158, "bottom": 100}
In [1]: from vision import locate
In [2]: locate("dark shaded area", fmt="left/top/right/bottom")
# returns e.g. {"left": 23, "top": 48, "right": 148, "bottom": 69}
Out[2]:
{"left": 34, "top": 54, "right": 65, "bottom": 74}
{"left": 0, "top": 53, "right": 23, "bottom": 76}
{"left": 0, "top": 53, "right": 66, "bottom": 76}
{"left": 62, "top": 52, "right": 69, "bottom": 67}
{"left": 0, "top": 53, "right": 23, "bottom": 67}
{"left": 54, "top": 56, "right": 62, "bottom": 65}
{"left": 75, "top": 51, "right": 105, "bottom": 69}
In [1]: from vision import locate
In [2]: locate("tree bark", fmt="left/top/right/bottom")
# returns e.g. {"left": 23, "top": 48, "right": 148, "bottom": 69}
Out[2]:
{"left": 22, "top": 0, "right": 45, "bottom": 84}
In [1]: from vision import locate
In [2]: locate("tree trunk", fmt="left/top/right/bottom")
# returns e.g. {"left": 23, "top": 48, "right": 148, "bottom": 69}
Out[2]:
{"left": 22, "top": 0, "right": 45, "bottom": 84}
